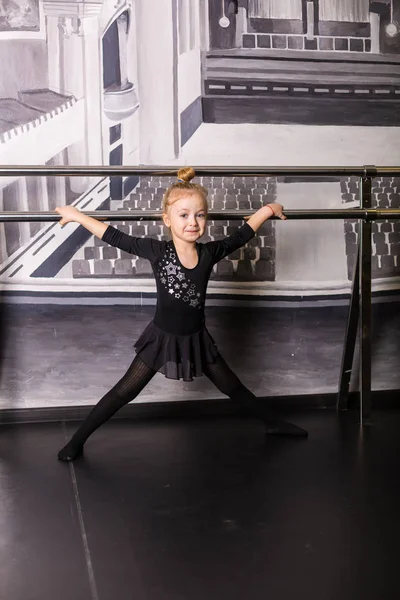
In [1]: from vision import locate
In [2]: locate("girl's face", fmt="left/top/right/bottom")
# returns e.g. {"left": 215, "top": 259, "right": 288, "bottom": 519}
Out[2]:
{"left": 163, "top": 193, "right": 207, "bottom": 243}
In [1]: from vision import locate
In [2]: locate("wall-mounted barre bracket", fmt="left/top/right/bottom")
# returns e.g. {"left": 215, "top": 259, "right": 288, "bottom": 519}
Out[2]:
{"left": 337, "top": 175, "right": 376, "bottom": 425}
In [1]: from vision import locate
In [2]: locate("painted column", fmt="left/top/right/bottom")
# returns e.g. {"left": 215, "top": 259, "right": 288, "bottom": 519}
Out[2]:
{"left": 38, "top": 177, "right": 50, "bottom": 211}
{"left": 60, "top": 19, "right": 88, "bottom": 192}
{"left": 43, "top": 1, "right": 104, "bottom": 192}
{"left": 46, "top": 14, "right": 62, "bottom": 93}
{"left": 116, "top": 11, "right": 129, "bottom": 86}
{"left": 26, "top": 177, "right": 42, "bottom": 238}
{"left": 0, "top": 189, "right": 7, "bottom": 264}
{"left": 17, "top": 178, "right": 31, "bottom": 246}
{"left": 370, "top": 12, "right": 380, "bottom": 54}
{"left": 136, "top": 0, "right": 178, "bottom": 163}
{"left": 200, "top": 0, "right": 210, "bottom": 50}
{"left": 53, "top": 151, "right": 67, "bottom": 207}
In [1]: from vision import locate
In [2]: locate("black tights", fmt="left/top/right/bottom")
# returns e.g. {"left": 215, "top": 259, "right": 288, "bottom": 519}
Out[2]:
{"left": 63, "top": 355, "right": 156, "bottom": 450}
{"left": 59, "top": 354, "right": 263, "bottom": 456}
{"left": 204, "top": 354, "right": 261, "bottom": 415}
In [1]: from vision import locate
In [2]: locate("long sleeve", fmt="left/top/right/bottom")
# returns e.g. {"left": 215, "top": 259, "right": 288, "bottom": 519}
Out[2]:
{"left": 204, "top": 223, "right": 255, "bottom": 264}
{"left": 102, "top": 225, "right": 164, "bottom": 262}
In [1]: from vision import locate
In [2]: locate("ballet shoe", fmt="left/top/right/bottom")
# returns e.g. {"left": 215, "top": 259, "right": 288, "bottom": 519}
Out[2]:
{"left": 57, "top": 441, "right": 84, "bottom": 462}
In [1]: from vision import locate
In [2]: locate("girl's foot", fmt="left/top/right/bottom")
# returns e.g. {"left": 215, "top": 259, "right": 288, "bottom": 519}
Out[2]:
{"left": 58, "top": 441, "right": 84, "bottom": 461}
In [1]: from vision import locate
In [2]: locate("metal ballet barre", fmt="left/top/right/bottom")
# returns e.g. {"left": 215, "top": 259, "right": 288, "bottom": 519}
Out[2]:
{"left": 1, "top": 209, "right": 400, "bottom": 222}
{"left": 1, "top": 164, "right": 400, "bottom": 425}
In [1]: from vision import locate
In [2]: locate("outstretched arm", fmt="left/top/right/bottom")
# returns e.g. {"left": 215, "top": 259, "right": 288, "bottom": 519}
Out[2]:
{"left": 245, "top": 202, "right": 286, "bottom": 232}
{"left": 55, "top": 205, "right": 163, "bottom": 261}
{"left": 55, "top": 206, "right": 108, "bottom": 239}
{"left": 205, "top": 202, "right": 286, "bottom": 264}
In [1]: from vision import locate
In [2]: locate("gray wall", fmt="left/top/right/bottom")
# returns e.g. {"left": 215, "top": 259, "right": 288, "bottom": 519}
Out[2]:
{"left": 0, "top": 40, "right": 48, "bottom": 98}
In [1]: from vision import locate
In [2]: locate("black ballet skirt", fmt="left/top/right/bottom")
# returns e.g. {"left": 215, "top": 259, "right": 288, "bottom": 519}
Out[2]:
{"left": 102, "top": 221, "right": 256, "bottom": 381}
{"left": 134, "top": 321, "right": 219, "bottom": 382}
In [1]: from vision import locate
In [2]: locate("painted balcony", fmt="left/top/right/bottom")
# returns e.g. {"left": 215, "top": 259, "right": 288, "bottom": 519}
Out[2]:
{"left": 103, "top": 81, "right": 139, "bottom": 121}
{"left": 0, "top": 89, "right": 84, "bottom": 174}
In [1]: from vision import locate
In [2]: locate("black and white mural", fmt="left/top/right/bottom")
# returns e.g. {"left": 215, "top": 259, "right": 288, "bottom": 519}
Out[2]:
{"left": 0, "top": 0, "right": 400, "bottom": 410}
{"left": 0, "top": 0, "right": 40, "bottom": 31}
{"left": 206, "top": 0, "right": 400, "bottom": 125}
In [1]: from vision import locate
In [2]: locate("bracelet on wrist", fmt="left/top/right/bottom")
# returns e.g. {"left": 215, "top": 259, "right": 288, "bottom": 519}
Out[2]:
{"left": 266, "top": 204, "right": 275, "bottom": 217}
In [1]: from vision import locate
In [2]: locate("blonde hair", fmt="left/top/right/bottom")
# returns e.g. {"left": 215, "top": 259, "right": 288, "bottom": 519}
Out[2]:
{"left": 162, "top": 167, "right": 208, "bottom": 213}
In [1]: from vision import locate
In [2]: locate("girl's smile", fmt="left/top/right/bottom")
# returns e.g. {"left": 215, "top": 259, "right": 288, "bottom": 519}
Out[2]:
{"left": 163, "top": 194, "right": 207, "bottom": 244}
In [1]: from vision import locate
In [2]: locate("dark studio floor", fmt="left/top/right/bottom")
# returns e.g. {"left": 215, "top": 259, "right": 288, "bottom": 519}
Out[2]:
{"left": 1, "top": 410, "right": 400, "bottom": 600}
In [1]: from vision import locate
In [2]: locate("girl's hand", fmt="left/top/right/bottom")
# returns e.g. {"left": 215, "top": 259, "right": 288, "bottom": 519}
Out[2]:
{"left": 245, "top": 202, "right": 286, "bottom": 231}
{"left": 55, "top": 206, "right": 82, "bottom": 227}
{"left": 267, "top": 203, "right": 287, "bottom": 220}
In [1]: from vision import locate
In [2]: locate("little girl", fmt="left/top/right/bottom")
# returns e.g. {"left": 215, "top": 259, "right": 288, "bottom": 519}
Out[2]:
{"left": 56, "top": 167, "right": 307, "bottom": 461}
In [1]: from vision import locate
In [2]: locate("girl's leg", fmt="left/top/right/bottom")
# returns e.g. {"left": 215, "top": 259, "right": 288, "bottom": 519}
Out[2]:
{"left": 58, "top": 355, "right": 157, "bottom": 461}
{"left": 203, "top": 354, "right": 308, "bottom": 437}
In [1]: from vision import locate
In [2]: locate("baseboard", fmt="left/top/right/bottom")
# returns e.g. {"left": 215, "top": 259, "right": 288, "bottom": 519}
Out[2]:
{"left": 1, "top": 390, "right": 399, "bottom": 425}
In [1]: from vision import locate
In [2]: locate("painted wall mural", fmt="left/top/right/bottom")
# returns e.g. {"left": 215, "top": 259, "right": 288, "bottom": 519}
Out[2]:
{"left": 0, "top": 0, "right": 400, "bottom": 410}
{"left": 0, "top": 0, "right": 40, "bottom": 31}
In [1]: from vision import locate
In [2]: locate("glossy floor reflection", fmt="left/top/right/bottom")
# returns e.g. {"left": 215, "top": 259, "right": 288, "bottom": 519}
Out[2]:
{"left": 1, "top": 411, "right": 400, "bottom": 600}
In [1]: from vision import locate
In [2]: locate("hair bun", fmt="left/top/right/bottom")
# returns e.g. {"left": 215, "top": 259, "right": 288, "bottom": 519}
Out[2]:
{"left": 177, "top": 167, "right": 196, "bottom": 183}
